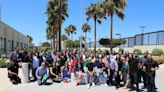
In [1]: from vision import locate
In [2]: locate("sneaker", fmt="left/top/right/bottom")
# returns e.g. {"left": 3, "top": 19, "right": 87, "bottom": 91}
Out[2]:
{"left": 87, "top": 84, "right": 90, "bottom": 89}
{"left": 105, "top": 83, "right": 108, "bottom": 87}
{"left": 92, "top": 83, "right": 95, "bottom": 87}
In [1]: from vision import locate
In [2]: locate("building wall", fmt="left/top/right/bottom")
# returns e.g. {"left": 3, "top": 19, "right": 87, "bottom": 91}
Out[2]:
{"left": 0, "top": 21, "right": 31, "bottom": 57}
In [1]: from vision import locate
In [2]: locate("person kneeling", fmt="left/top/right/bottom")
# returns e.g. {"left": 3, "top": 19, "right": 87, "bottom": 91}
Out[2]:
{"left": 36, "top": 62, "right": 49, "bottom": 85}
{"left": 8, "top": 61, "right": 21, "bottom": 85}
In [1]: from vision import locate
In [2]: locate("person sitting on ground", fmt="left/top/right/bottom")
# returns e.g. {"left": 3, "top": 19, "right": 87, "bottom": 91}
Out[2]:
{"left": 8, "top": 61, "right": 21, "bottom": 85}
{"left": 61, "top": 62, "right": 71, "bottom": 83}
{"left": 49, "top": 62, "right": 61, "bottom": 83}
{"left": 35, "top": 62, "right": 49, "bottom": 85}
{"left": 75, "top": 57, "right": 84, "bottom": 85}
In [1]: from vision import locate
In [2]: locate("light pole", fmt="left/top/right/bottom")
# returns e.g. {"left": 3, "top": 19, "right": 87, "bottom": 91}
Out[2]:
{"left": 80, "top": 0, "right": 83, "bottom": 51}
{"left": 116, "top": 33, "right": 121, "bottom": 48}
{"left": 140, "top": 26, "right": 146, "bottom": 45}
{"left": 88, "top": 38, "right": 91, "bottom": 48}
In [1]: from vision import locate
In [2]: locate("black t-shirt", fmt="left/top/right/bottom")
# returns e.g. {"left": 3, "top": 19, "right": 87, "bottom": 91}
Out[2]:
{"left": 128, "top": 58, "right": 139, "bottom": 73}
{"left": 86, "top": 62, "right": 95, "bottom": 72}
{"left": 144, "top": 59, "right": 159, "bottom": 73}
{"left": 7, "top": 64, "right": 19, "bottom": 74}
{"left": 97, "top": 62, "right": 105, "bottom": 69}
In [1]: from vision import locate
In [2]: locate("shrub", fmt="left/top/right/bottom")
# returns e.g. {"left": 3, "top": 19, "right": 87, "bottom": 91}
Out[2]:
{"left": 152, "top": 48, "right": 163, "bottom": 56}
{"left": 133, "top": 49, "right": 142, "bottom": 54}
{"left": 0, "top": 59, "right": 6, "bottom": 68}
{"left": 119, "top": 48, "right": 124, "bottom": 54}
{"left": 154, "top": 55, "right": 164, "bottom": 64}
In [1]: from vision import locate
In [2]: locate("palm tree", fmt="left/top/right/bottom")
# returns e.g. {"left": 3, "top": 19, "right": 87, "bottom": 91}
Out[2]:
{"left": 26, "top": 35, "right": 33, "bottom": 43}
{"left": 61, "top": 34, "right": 68, "bottom": 41}
{"left": 82, "top": 23, "right": 91, "bottom": 48}
{"left": 102, "top": 0, "right": 127, "bottom": 51}
{"left": 65, "top": 24, "right": 77, "bottom": 40}
{"left": 46, "top": 0, "right": 68, "bottom": 51}
{"left": 65, "top": 27, "right": 71, "bottom": 39}
{"left": 86, "top": 2, "right": 105, "bottom": 55}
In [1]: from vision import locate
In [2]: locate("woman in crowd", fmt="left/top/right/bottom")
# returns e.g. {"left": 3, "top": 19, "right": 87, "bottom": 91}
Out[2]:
{"left": 61, "top": 62, "right": 71, "bottom": 83}
{"left": 75, "top": 57, "right": 84, "bottom": 85}
{"left": 49, "top": 62, "right": 61, "bottom": 83}
{"left": 121, "top": 56, "right": 130, "bottom": 89}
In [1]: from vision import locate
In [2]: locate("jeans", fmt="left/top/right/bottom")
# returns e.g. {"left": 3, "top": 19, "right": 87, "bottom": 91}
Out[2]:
{"left": 97, "top": 71, "right": 108, "bottom": 84}
{"left": 86, "top": 72, "right": 97, "bottom": 84}
{"left": 130, "top": 72, "right": 139, "bottom": 91}
{"left": 147, "top": 72, "right": 155, "bottom": 92}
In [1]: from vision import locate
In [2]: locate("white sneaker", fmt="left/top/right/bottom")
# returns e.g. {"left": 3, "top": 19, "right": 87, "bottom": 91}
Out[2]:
{"left": 92, "top": 83, "right": 95, "bottom": 87}
{"left": 104, "top": 83, "right": 108, "bottom": 87}
{"left": 87, "top": 84, "right": 90, "bottom": 89}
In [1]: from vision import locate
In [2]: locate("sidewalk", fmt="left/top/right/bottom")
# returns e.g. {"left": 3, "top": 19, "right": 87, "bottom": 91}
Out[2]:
{"left": 1, "top": 64, "right": 164, "bottom": 92}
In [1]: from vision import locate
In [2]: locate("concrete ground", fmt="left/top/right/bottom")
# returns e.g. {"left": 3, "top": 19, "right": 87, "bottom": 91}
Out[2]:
{"left": 1, "top": 65, "right": 164, "bottom": 92}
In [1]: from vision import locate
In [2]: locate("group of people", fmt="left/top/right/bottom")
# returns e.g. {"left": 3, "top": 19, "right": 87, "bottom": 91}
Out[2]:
{"left": 7, "top": 47, "right": 159, "bottom": 92}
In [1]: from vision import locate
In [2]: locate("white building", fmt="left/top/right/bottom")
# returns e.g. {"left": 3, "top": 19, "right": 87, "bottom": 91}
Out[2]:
{"left": 0, "top": 21, "right": 31, "bottom": 57}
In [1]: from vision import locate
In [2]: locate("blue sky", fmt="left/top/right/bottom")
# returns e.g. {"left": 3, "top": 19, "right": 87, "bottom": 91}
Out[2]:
{"left": 0, "top": 0, "right": 164, "bottom": 46}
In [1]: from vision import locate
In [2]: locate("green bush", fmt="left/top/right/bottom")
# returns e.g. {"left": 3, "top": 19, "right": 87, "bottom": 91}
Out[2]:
{"left": 152, "top": 48, "right": 163, "bottom": 56}
{"left": 133, "top": 49, "right": 142, "bottom": 54}
{"left": 0, "top": 59, "right": 6, "bottom": 68}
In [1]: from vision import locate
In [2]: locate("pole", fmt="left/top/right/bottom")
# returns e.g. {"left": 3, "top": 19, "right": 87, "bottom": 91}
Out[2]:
{"left": 0, "top": 5, "right": 1, "bottom": 21}
{"left": 80, "top": 0, "right": 82, "bottom": 51}
{"left": 140, "top": 26, "right": 146, "bottom": 45}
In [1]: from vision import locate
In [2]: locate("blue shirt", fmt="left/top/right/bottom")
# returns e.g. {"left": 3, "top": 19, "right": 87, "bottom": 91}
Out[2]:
{"left": 35, "top": 66, "right": 49, "bottom": 78}
{"left": 32, "top": 56, "right": 39, "bottom": 68}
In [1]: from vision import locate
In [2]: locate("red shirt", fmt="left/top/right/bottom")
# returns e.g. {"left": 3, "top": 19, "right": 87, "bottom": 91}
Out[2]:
{"left": 71, "top": 58, "right": 77, "bottom": 73}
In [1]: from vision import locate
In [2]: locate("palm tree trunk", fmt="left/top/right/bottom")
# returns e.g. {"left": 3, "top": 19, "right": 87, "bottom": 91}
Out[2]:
{"left": 71, "top": 34, "right": 73, "bottom": 40}
{"left": 51, "top": 39, "right": 53, "bottom": 50}
{"left": 58, "top": 0, "right": 62, "bottom": 52}
{"left": 110, "top": 15, "right": 113, "bottom": 52}
{"left": 85, "top": 32, "right": 87, "bottom": 48}
{"left": 94, "top": 16, "right": 97, "bottom": 56}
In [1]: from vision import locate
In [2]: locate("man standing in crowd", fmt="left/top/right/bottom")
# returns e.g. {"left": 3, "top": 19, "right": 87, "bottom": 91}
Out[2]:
{"left": 128, "top": 53, "right": 140, "bottom": 91}
{"left": 106, "top": 55, "right": 118, "bottom": 86}
{"left": 144, "top": 53, "right": 159, "bottom": 92}
{"left": 36, "top": 62, "right": 49, "bottom": 85}
{"left": 139, "top": 50, "right": 149, "bottom": 88}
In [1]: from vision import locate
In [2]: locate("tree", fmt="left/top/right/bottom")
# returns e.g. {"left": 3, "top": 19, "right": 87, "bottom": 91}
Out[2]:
{"left": 42, "top": 42, "right": 50, "bottom": 47}
{"left": 46, "top": 0, "right": 68, "bottom": 51}
{"left": 99, "top": 38, "right": 126, "bottom": 47}
{"left": 26, "top": 35, "right": 33, "bottom": 43}
{"left": 61, "top": 34, "right": 68, "bottom": 41}
{"left": 82, "top": 23, "right": 91, "bottom": 48}
{"left": 65, "top": 24, "right": 77, "bottom": 40}
{"left": 102, "top": 0, "right": 127, "bottom": 51}
{"left": 86, "top": 2, "right": 105, "bottom": 55}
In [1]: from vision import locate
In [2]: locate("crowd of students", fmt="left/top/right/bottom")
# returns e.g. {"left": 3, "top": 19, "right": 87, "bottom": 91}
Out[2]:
{"left": 8, "top": 47, "right": 159, "bottom": 92}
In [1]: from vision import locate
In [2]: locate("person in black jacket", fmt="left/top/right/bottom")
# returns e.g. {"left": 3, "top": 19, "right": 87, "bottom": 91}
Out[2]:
{"left": 75, "top": 57, "right": 84, "bottom": 85}
{"left": 128, "top": 53, "right": 140, "bottom": 91}
{"left": 144, "top": 53, "right": 159, "bottom": 92}
{"left": 115, "top": 54, "right": 122, "bottom": 89}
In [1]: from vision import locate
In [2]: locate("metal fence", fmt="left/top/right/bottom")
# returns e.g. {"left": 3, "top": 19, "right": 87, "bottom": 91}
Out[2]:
{"left": 123, "top": 30, "right": 164, "bottom": 47}
{"left": 86, "top": 30, "right": 164, "bottom": 48}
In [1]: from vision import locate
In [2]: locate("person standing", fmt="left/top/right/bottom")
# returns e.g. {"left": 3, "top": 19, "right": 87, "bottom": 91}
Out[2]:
{"left": 144, "top": 53, "right": 159, "bottom": 92}
{"left": 128, "top": 53, "right": 140, "bottom": 91}
{"left": 32, "top": 51, "right": 40, "bottom": 81}
{"left": 139, "top": 50, "right": 149, "bottom": 88}
{"left": 106, "top": 55, "right": 118, "bottom": 86}
{"left": 115, "top": 54, "right": 122, "bottom": 89}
